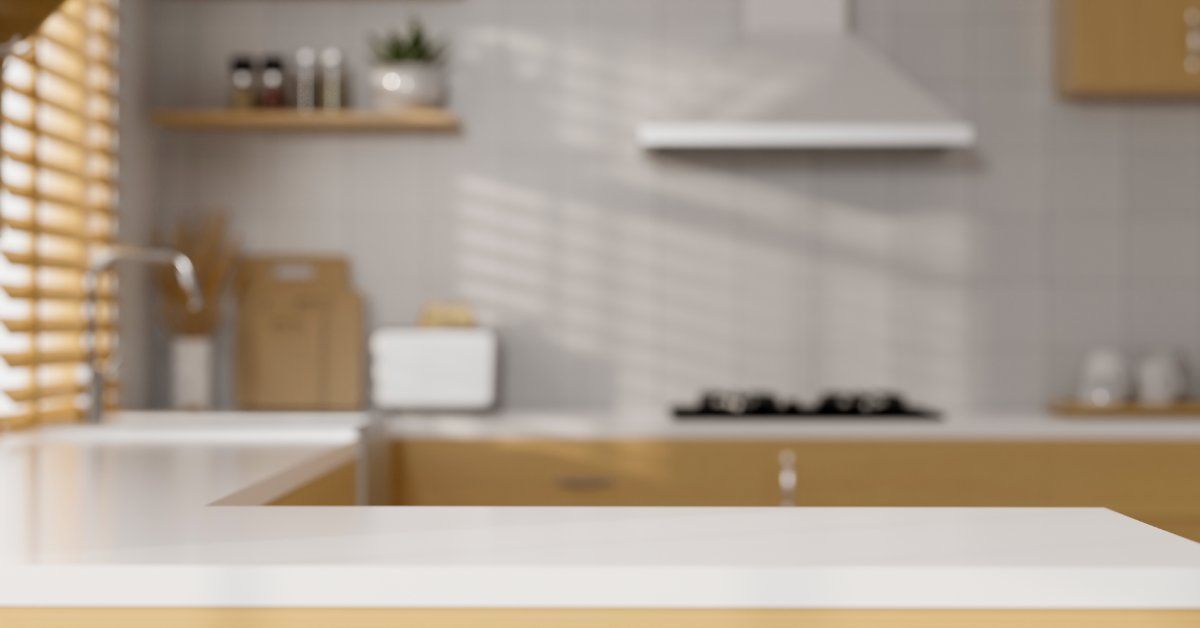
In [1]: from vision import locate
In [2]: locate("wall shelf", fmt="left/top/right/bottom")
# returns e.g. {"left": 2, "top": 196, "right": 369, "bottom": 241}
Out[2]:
{"left": 1049, "top": 400, "right": 1200, "bottom": 418}
{"left": 152, "top": 107, "right": 461, "bottom": 133}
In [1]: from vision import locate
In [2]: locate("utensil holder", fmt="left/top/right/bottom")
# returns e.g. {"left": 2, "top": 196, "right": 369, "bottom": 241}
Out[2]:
{"left": 171, "top": 335, "right": 214, "bottom": 409}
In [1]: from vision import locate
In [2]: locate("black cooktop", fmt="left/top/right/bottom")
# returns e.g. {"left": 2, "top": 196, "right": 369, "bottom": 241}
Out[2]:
{"left": 673, "top": 390, "right": 940, "bottom": 421}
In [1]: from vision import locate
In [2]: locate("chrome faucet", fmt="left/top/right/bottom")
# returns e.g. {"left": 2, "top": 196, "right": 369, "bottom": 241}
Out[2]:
{"left": 83, "top": 245, "right": 203, "bottom": 424}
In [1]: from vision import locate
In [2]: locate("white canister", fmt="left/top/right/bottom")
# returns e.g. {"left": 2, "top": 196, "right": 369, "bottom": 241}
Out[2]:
{"left": 1137, "top": 351, "right": 1187, "bottom": 406}
{"left": 170, "top": 335, "right": 214, "bottom": 410}
{"left": 1077, "top": 348, "right": 1131, "bottom": 406}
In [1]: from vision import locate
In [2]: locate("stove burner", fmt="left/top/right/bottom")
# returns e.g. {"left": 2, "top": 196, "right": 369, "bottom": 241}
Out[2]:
{"left": 674, "top": 390, "right": 940, "bottom": 420}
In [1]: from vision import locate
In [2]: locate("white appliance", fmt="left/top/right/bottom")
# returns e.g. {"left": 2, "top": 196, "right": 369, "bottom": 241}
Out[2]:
{"left": 636, "top": 0, "right": 975, "bottom": 150}
{"left": 370, "top": 327, "right": 498, "bottom": 411}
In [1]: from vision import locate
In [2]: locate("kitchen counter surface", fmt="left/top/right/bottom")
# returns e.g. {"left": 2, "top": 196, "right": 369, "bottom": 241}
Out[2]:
{"left": 1, "top": 412, "right": 1199, "bottom": 609}
{"left": 383, "top": 410, "right": 1200, "bottom": 441}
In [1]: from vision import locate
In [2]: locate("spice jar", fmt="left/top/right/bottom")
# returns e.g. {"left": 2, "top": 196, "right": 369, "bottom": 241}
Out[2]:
{"left": 295, "top": 47, "right": 317, "bottom": 110}
{"left": 229, "top": 55, "right": 255, "bottom": 108}
{"left": 320, "top": 47, "right": 344, "bottom": 110}
{"left": 260, "top": 55, "right": 287, "bottom": 107}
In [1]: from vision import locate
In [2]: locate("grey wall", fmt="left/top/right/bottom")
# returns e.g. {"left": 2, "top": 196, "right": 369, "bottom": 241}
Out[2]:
{"left": 141, "top": 0, "right": 1200, "bottom": 414}
{"left": 117, "top": 0, "right": 158, "bottom": 407}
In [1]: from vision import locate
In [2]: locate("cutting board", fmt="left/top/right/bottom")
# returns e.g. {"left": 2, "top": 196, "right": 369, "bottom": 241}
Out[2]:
{"left": 236, "top": 256, "right": 364, "bottom": 410}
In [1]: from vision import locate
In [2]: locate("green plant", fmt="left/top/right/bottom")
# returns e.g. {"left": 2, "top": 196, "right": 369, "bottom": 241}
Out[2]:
{"left": 371, "top": 20, "right": 445, "bottom": 63}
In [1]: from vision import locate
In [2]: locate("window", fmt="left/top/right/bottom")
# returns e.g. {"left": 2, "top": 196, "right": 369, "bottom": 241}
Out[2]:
{"left": 0, "top": 0, "right": 119, "bottom": 429}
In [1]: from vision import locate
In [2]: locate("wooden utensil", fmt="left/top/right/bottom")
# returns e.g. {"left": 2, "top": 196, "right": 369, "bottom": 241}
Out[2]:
{"left": 159, "top": 211, "right": 237, "bottom": 335}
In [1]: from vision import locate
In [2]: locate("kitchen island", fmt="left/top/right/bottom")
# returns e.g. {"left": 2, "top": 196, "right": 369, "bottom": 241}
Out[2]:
{"left": 0, "top": 413, "right": 1198, "bottom": 626}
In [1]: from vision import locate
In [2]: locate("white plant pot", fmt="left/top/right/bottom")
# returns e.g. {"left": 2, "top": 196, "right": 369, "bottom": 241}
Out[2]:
{"left": 171, "top": 335, "right": 214, "bottom": 410}
{"left": 371, "top": 62, "right": 446, "bottom": 109}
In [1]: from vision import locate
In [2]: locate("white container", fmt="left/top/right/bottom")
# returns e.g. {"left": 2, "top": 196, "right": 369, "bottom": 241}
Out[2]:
{"left": 370, "top": 327, "right": 497, "bottom": 410}
{"left": 370, "top": 62, "right": 445, "bottom": 109}
{"left": 295, "top": 47, "right": 317, "bottom": 110}
{"left": 320, "top": 47, "right": 344, "bottom": 110}
{"left": 1077, "top": 348, "right": 1130, "bottom": 407}
{"left": 170, "top": 335, "right": 214, "bottom": 410}
{"left": 1137, "top": 351, "right": 1187, "bottom": 405}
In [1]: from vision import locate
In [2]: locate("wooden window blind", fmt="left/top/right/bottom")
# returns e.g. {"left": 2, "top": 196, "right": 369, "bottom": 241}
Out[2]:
{"left": 0, "top": 0, "right": 119, "bottom": 429}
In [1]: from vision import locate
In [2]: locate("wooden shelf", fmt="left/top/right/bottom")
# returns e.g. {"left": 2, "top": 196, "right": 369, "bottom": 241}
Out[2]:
{"left": 152, "top": 107, "right": 461, "bottom": 132}
{"left": 1049, "top": 400, "right": 1200, "bottom": 418}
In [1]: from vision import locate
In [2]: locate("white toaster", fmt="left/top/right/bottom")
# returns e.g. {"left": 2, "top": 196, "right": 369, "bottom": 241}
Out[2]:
{"left": 370, "top": 327, "right": 499, "bottom": 411}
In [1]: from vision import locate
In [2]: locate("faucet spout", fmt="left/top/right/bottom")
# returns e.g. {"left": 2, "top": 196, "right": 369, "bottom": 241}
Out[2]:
{"left": 170, "top": 253, "right": 204, "bottom": 312}
{"left": 83, "top": 245, "right": 203, "bottom": 424}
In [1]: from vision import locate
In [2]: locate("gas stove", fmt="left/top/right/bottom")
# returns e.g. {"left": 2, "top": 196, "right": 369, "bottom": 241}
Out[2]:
{"left": 673, "top": 390, "right": 940, "bottom": 420}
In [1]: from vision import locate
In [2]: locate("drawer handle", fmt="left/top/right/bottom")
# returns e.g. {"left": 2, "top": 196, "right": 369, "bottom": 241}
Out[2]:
{"left": 557, "top": 475, "right": 615, "bottom": 492}
{"left": 778, "top": 449, "right": 797, "bottom": 507}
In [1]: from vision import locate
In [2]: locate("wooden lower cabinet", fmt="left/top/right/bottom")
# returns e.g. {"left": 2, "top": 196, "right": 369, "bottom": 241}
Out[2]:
{"left": 390, "top": 440, "right": 779, "bottom": 506}
{"left": 1040, "top": 443, "right": 1200, "bottom": 512}
{"left": 268, "top": 461, "right": 358, "bottom": 506}
{"left": 389, "top": 439, "right": 1200, "bottom": 541}
{"left": 2, "top": 608, "right": 1197, "bottom": 627}
{"left": 782, "top": 442, "right": 1055, "bottom": 507}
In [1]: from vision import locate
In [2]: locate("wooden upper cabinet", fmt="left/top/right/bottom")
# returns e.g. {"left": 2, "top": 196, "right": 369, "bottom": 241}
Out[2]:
{"left": 1060, "top": 0, "right": 1200, "bottom": 96}
{"left": 0, "top": 0, "right": 62, "bottom": 45}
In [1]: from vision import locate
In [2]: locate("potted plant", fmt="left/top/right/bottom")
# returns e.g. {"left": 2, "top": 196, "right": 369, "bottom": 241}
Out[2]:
{"left": 369, "top": 20, "right": 447, "bottom": 109}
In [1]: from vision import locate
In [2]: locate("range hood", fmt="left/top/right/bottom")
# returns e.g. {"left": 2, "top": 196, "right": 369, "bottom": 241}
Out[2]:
{"left": 636, "top": 0, "right": 975, "bottom": 151}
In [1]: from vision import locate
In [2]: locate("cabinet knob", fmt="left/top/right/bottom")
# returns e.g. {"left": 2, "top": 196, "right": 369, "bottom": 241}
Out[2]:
{"left": 778, "top": 449, "right": 797, "bottom": 507}
{"left": 1185, "top": 7, "right": 1200, "bottom": 74}
{"left": 1188, "top": 31, "right": 1200, "bottom": 52}
{"left": 1185, "top": 56, "right": 1200, "bottom": 75}
{"left": 1186, "top": 6, "right": 1200, "bottom": 27}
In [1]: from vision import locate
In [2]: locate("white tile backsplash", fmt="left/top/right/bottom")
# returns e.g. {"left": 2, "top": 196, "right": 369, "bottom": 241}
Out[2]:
{"left": 1127, "top": 217, "right": 1200, "bottom": 281}
{"left": 1126, "top": 285, "right": 1200, "bottom": 349}
{"left": 140, "top": 0, "right": 1200, "bottom": 413}
{"left": 1045, "top": 146, "right": 1128, "bottom": 220}
{"left": 970, "top": 286, "right": 1049, "bottom": 355}
{"left": 1048, "top": 219, "right": 1126, "bottom": 283}
{"left": 972, "top": 214, "right": 1046, "bottom": 281}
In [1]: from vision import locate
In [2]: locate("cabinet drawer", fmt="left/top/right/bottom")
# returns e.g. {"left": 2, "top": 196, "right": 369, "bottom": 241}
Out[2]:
{"left": 391, "top": 439, "right": 1200, "bottom": 519}
{"left": 1040, "top": 443, "right": 1200, "bottom": 514}
{"left": 780, "top": 441, "right": 1200, "bottom": 514}
{"left": 391, "top": 440, "right": 782, "bottom": 506}
{"left": 781, "top": 442, "right": 1056, "bottom": 507}
{"left": 393, "top": 440, "right": 619, "bottom": 505}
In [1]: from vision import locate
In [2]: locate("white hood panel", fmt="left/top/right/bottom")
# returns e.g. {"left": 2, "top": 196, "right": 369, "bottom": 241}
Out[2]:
{"left": 637, "top": 1, "right": 975, "bottom": 150}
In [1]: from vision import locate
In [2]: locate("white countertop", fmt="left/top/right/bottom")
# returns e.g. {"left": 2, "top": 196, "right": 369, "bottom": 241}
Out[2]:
{"left": 384, "top": 410, "right": 1200, "bottom": 441}
{"left": 1, "top": 412, "right": 1198, "bottom": 609}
